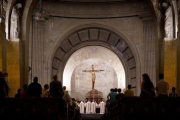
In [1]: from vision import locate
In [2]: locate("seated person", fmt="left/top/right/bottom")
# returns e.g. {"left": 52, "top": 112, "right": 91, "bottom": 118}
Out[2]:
{"left": 21, "top": 84, "right": 28, "bottom": 98}
{"left": 169, "top": 87, "right": 178, "bottom": 97}
{"left": 41, "top": 84, "right": 50, "bottom": 97}
{"left": 15, "top": 89, "right": 21, "bottom": 98}
{"left": 124, "top": 85, "right": 134, "bottom": 97}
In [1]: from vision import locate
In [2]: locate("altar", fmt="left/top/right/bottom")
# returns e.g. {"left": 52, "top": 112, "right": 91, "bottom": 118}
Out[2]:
{"left": 86, "top": 89, "right": 103, "bottom": 104}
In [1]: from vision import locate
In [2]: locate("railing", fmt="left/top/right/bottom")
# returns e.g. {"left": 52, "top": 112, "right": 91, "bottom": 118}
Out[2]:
{"left": 106, "top": 97, "right": 180, "bottom": 120}
{"left": 0, "top": 98, "right": 81, "bottom": 120}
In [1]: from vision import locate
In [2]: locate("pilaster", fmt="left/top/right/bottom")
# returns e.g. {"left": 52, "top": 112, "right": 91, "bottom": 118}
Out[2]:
{"left": 140, "top": 14, "right": 157, "bottom": 84}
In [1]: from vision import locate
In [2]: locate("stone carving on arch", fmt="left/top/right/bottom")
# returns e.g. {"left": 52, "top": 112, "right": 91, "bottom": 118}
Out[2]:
{"left": 52, "top": 27, "right": 137, "bottom": 91}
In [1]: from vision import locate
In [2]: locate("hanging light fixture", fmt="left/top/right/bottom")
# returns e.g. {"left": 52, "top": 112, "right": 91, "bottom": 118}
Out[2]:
{"left": 33, "top": 0, "right": 49, "bottom": 21}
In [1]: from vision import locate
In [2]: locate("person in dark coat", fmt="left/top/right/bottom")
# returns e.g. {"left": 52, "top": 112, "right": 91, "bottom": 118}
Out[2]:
{"left": 50, "top": 75, "right": 63, "bottom": 98}
{"left": 28, "top": 77, "right": 42, "bottom": 97}
{"left": 15, "top": 89, "right": 21, "bottom": 98}
{"left": 0, "top": 72, "right": 8, "bottom": 98}
{"left": 140, "top": 73, "right": 155, "bottom": 96}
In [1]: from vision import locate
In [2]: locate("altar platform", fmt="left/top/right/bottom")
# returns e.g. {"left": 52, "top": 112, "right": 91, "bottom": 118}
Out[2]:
{"left": 81, "top": 114, "right": 103, "bottom": 120}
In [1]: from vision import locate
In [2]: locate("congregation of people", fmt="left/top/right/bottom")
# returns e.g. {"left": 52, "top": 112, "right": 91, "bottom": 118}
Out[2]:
{"left": 105, "top": 73, "right": 178, "bottom": 110}
{"left": 0, "top": 71, "right": 179, "bottom": 116}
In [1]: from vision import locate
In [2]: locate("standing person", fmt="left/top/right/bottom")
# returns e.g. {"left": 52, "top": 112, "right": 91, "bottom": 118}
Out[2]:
{"left": 21, "top": 84, "right": 28, "bottom": 98}
{"left": 28, "top": 77, "right": 42, "bottom": 97}
{"left": 107, "top": 88, "right": 117, "bottom": 103}
{"left": 169, "top": 87, "right": 178, "bottom": 97}
{"left": 86, "top": 100, "right": 91, "bottom": 114}
{"left": 49, "top": 75, "right": 63, "bottom": 98}
{"left": 114, "top": 88, "right": 118, "bottom": 93}
{"left": 156, "top": 73, "right": 169, "bottom": 96}
{"left": 91, "top": 101, "right": 96, "bottom": 114}
{"left": 71, "top": 98, "right": 77, "bottom": 109}
{"left": 3, "top": 72, "right": 10, "bottom": 95}
{"left": 100, "top": 100, "right": 105, "bottom": 114}
{"left": 62, "top": 86, "right": 71, "bottom": 105}
{"left": 124, "top": 85, "right": 134, "bottom": 97}
{"left": 116, "top": 88, "right": 124, "bottom": 100}
{"left": 79, "top": 101, "right": 85, "bottom": 114}
{"left": 0, "top": 72, "right": 8, "bottom": 98}
{"left": 140, "top": 73, "right": 155, "bottom": 96}
{"left": 41, "top": 84, "right": 50, "bottom": 97}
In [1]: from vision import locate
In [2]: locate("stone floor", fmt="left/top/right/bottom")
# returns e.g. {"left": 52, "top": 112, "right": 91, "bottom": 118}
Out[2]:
{"left": 81, "top": 114, "right": 103, "bottom": 120}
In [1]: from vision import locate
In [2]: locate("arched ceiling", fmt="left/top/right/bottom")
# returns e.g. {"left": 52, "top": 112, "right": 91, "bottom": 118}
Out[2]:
{"left": 52, "top": 27, "right": 137, "bottom": 92}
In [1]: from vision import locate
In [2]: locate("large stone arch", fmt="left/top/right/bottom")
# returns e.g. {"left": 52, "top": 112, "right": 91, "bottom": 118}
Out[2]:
{"left": 52, "top": 26, "right": 141, "bottom": 94}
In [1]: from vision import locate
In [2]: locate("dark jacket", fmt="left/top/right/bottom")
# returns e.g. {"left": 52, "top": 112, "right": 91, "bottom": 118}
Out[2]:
{"left": 28, "top": 82, "right": 42, "bottom": 97}
{"left": 50, "top": 80, "right": 63, "bottom": 97}
{"left": 0, "top": 78, "right": 8, "bottom": 98}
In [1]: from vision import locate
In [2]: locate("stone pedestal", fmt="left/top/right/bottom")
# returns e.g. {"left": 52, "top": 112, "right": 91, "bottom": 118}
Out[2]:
{"left": 86, "top": 89, "right": 103, "bottom": 104}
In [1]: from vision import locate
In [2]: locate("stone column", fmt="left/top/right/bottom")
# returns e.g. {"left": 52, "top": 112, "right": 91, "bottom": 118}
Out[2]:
{"left": 0, "top": 1, "right": 7, "bottom": 72}
{"left": 141, "top": 16, "right": 156, "bottom": 84}
{"left": 30, "top": 20, "right": 47, "bottom": 85}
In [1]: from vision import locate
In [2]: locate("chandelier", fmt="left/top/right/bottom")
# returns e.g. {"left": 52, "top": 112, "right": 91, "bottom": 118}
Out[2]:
{"left": 33, "top": 0, "right": 49, "bottom": 21}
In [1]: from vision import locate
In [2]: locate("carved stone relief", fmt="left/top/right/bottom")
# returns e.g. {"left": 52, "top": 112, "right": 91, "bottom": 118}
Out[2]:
{"left": 162, "top": 2, "right": 174, "bottom": 40}
{"left": 10, "top": 3, "right": 22, "bottom": 40}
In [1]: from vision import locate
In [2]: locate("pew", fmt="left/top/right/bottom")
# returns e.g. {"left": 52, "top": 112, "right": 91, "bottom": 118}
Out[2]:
{"left": 106, "top": 97, "right": 180, "bottom": 120}
{"left": 0, "top": 98, "right": 81, "bottom": 120}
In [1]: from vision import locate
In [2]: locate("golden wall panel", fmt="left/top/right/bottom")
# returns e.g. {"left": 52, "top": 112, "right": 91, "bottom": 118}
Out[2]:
{"left": 7, "top": 41, "right": 20, "bottom": 97}
{"left": 164, "top": 40, "right": 177, "bottom": 94}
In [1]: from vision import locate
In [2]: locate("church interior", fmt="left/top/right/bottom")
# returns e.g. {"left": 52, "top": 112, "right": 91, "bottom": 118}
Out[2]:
{"left": 0, "top": 0, "right": 180, "bottom": 120}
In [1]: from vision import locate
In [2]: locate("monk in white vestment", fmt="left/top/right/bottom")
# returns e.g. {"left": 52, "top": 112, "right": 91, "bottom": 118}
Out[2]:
{"left": 79, "top": 101, "right": 84, "bottom": 114}
{"left": 86, "top": 101, "right": 91, "bottom": 114}
{"left": 100, "top": 101, "right": 105, "bottom": 114}
{"left": 91, "top": 101, "right": 96, "bottom": 113}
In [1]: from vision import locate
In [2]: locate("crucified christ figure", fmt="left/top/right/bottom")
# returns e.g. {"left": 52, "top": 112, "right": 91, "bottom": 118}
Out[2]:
{"left": 82, "top": 65, "right": 104, "bottom": 89}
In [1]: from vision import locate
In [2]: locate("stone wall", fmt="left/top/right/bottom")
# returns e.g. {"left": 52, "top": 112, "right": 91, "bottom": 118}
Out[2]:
{"left": 63, "top": 46, "right": 125, "bottom": 91}
{"left": 28, "top": 1, "right": 157, "bottom": 95}
{"left": 71, "top": 59, "right": 118, "bottom": 101}
{"left": 0, "top": 24, "right": 3, "bottom": 71}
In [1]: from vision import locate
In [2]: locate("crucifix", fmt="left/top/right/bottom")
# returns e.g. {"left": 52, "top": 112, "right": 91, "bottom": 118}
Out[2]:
{"left": 82, "top": 65, "right": 104, "bottom": 89}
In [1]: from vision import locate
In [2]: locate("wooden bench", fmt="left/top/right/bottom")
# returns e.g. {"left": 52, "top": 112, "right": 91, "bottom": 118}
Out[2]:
{"left": 0, "top": 98, "right": 80, "bottom": 120}
{"left": 107, "top": 97, "right": 180, "bottom": 120}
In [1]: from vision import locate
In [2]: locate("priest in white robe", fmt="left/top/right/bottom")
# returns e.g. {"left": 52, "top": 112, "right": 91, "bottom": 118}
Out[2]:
{"left": 79, "top": 101, "right": 84, "bottom": 114}
{"left": 100, "top": 101, "right": 105, "bottom": 114}
{"left": 86, "top": 101, "right": 91, "bottom": 114}
{"left": 91, "top": 101, "right": 96, "bottom": 113}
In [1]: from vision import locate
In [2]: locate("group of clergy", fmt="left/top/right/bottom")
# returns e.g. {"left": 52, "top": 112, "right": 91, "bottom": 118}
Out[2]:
{"left": 78, "top": 101, "right": 105, "bottom": 114}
